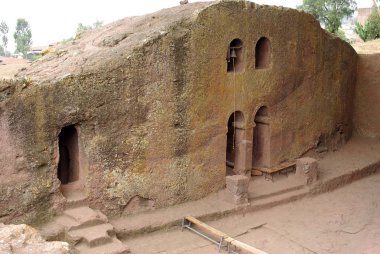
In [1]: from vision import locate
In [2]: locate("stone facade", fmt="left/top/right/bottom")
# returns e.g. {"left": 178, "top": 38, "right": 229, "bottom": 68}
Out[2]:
{"left": 0, "top": 1, "right": 357, "bottom": 224}
{"left": 353, "top": 54, "right": 380, "bottom": 138}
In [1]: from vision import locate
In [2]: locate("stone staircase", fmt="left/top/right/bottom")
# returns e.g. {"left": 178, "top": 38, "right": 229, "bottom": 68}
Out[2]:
{"left": 44, "top": 190, "right": 130, "bottom": 254}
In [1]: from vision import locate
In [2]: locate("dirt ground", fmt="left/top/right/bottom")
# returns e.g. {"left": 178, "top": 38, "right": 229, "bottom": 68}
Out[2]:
{"left": 0, "top": 63, "right": 29, "bottom": 79}
{"left": 124, "top": 172, "right": 380, "bottom": 254}
{"left": 353, "top": 39, "right": 380, "bottom": 54}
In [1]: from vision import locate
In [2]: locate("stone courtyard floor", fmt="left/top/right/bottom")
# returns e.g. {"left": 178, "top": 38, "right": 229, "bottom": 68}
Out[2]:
{"left": 124, "top": 170, "right": 380, "bottom": 254}
{"left": 109, "top": 136, "right": 380, "bottom": 253}
{"left": 39, "top": 136, "right": 380, "bottom": 253}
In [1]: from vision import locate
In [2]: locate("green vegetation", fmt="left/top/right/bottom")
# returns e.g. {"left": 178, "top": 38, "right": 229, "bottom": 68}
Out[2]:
{"left": 355, "top": 4, "right": 380, "bottom": 41}
{"left": 0, "top": 21, "right": 9, "bottom": 56}
{"left": 13, "top": 18, "right": 32, "bottom": 56}
{"left": 21, "top": 76, "right": 34, "bottom": 86}
{"left": 335, "top": 29, "right": 350, "bottom": 42}
{"left": 29, "top": 54, "right": 41, "bottom": 61}
{"left": 76, "top": 20, "right": 103, "bottom": 34}
{"left": 298, "top": 0, "right": 357, "bottom": 33}
{"left": 61, "top": 37, "right": 74, "bottom": 45}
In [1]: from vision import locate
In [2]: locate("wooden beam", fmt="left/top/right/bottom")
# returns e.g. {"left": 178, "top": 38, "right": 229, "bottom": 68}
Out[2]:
{"left": 229, "top": 239, "right": 269, "bottom": 254}
{"left": 183, "top": 216, "right": 269, "bottom": 254}
{"left": 253, "top": 161, "right": 296, "bottom": 174}
{"left": 184, "top": 216, "right": 228, "bottom": 238}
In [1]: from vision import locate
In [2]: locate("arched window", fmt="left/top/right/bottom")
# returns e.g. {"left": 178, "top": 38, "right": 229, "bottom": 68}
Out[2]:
{"left": 226, "top": 111, "right": 245, "bottom": 175}
{"left": 255, "top": 37, "right": 271, "bottom": 69}
{"left": 227, "top": 39, "right": 244, "bottom": 72}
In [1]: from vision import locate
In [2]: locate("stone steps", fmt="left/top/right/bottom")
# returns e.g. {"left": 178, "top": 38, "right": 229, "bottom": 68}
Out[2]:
{"left": 75, "top": 237, "right": 130, "bottom": 254}
{"left": 66, "top": 206, "right": 130, "bottom": 253}
{"left": 64, "top": 206, "right": 108, "bottom": 230}
{"left": 40, "top": 189, "right": 130, "bottom": 254}
{"left": 69, "top": 223, "right": 115, "bottom": 247}
{"left": 61, "top": 184, "right": 88, "bottom": 209}
{"left": 63, "top": 205, "right": 130, "bottom": 253}
{"left": 65, "top": 192, "right": 89, "bottom": 209}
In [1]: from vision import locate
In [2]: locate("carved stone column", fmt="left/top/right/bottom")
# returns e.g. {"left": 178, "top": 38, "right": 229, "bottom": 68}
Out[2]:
{"left": 233, "top": 122, "right": 254, "bottom": 177}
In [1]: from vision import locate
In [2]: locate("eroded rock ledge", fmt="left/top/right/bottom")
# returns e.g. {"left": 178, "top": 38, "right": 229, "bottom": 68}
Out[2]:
{"left": 0, "top": 223, "right": 71, "bottom": 254}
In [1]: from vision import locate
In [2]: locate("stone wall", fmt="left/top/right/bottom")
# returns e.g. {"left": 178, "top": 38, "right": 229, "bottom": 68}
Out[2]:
{"left": 353, "top": 54, "right": 380, "bottom": 138}
{"left": 0, "top": 1, "right": 358, "bottom": 224}
{"left": 0, "top": 79, "right": 64, "bottom": 225}
{"left": 186, "top": 1, "right": 357, "bottom": 172}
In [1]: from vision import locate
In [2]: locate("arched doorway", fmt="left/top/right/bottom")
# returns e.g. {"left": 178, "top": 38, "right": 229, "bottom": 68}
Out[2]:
{"left": 226, "top": 111, "right": 244, "bottom": 175}
{"left": 253, "top": 107, "right": 270, "bottom": 168}
{"left": 58, "top": 125, "right": 80, "bottom": 185}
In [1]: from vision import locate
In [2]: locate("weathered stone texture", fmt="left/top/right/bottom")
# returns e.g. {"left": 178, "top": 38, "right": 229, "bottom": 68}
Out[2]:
{"left": 296, "top": 157, "right": 318, "bottom": 185}
{"left": 353, "top": 53, "right": 380, "bottom": 138}
{"left": 225, "top": 175, "right": 249, "bottom": 205}
{"left": 0, "top": 1, "right": 357, "bottom": 223}
{"left": 0, "top": 223, "right": 71, "bottom": 254}
{"left": 189, "top": 1, "right": 357, "bottom": 166}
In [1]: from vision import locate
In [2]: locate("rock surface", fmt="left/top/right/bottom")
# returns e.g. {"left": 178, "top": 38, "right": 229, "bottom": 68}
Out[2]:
{"left": 353, "top": 53, "right": 380, "bottom": 138}
{"left": 0, "top": 223, "right": 71, "bottom": 254}
{"left": 296, "top": 157, "right": 318, "bottom": 185}
{"left": 225, "top": 175, "right": 249, "bottom": 204}
{"left": 0, "top": 0, "right": 357, "bottom": 223}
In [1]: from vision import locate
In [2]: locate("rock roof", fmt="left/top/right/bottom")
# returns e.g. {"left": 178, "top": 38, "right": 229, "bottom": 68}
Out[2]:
{"left": 18, "top": 2, "right": 213, "bottom": 83}
{"left": 17, "top": 0, "right": 304, "bottom": 84}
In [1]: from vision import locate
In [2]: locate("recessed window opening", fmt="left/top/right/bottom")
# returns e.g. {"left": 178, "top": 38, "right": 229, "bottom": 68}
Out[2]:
{"left": 255, "top": 37, "right": 271, "bottom": 69}
{"left": 227, "top": 39, "right": 244, "bottom": 72}
{"left": 226, "top": 111, "right": 244, "bottom": 175}
{"left": 57, "top": 125, "right": 80, "bottom": 184}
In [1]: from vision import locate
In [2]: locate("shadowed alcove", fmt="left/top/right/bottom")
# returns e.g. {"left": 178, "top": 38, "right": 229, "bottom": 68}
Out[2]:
{"left": 57, "top": 125, "right": 80, "bottom": 184}
{"left": 227, "top": 38, "right": 244, "bottom": 72}
{"left": 226, "top": 111, "right": 245, "bottom": 175}
{"left": 253, "top": 106, "right": 270, "bottom": 168}
{"left": 255, "top": 37, "right": 271, "bottom": 69}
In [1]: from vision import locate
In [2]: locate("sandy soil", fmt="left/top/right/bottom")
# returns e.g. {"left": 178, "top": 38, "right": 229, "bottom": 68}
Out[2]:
{"left": 353, "top": 39, "right": 380, "bottom": 54}
{"left": 0, "top": 63, "right": 29, "bottom": 79}
{"left": 124, "top": 172, "right": 380, "bottom": 254}
{"left": 0, "top": 57, "right": 30, "bottom": 79}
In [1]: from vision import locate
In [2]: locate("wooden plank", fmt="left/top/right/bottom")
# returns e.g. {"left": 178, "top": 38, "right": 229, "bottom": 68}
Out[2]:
{"left": 230, "top": 239, "right": 269, "bottom": 254}
{"left": 254, "top": 161, "right": 296, "bottom": 174}
{"left": 184, "top": 216, "right": 268, "bottom": 254}
{"left": 184, "top": 216, "right": 228, "bottom": 238}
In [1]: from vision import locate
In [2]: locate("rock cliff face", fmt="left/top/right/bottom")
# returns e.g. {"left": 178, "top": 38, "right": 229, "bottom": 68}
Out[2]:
{"left": 353, "top": 53, "right": 380, "bottom": 138}
{"left": 0, "top": 223, "right": 71, "bottom": 253}
{"left": 0, "top": 1, "right": 357, "bottom": 224}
